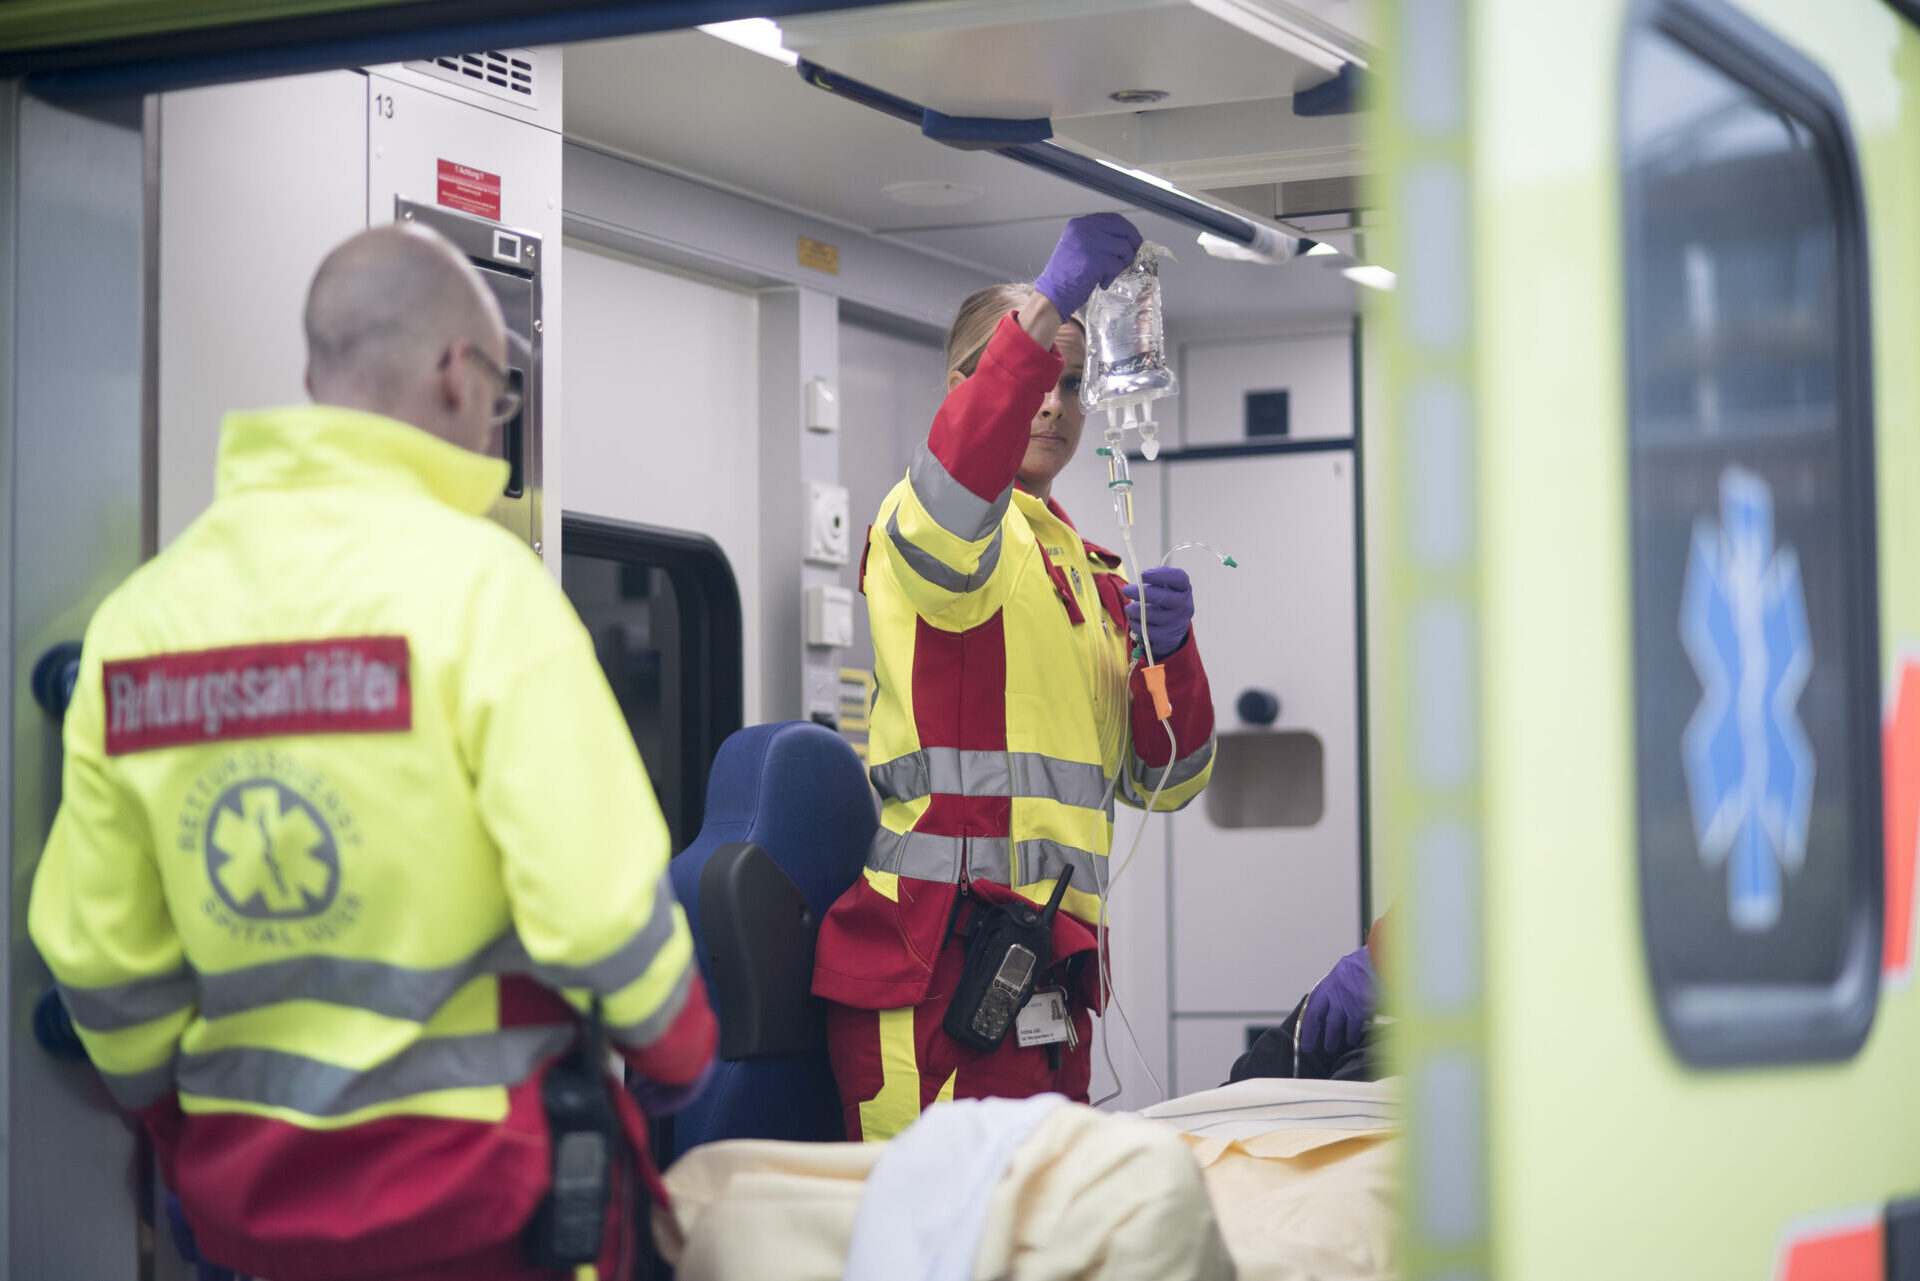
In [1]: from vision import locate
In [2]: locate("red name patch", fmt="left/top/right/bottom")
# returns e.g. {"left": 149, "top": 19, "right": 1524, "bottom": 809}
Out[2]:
{"left": 103, "top": 637, "right": 412, "bottom": 756}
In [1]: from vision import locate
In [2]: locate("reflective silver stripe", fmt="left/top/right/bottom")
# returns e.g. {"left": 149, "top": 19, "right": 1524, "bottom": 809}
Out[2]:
{"left": 1010, "top": 753, "right": 1111, "bottom": 811}
{"left": 1016, "top": 839, "right": 1109, "bottom": 895}
{"left": 60, "top": 970, "right": 196, "bottom": 1033}
{"left": 197, "top": 877, "right": 681, "bottom": 1023}
{"left": 1131, "top": 736, "right": 1215, "bottom": 794}
{"left": 516, "top": 881, "right": 680, "bottom": 996}
{"left": 869, "top": 747, "right": 1007, "bottom": 803}
{"left": 908, "top": 441, "right": 1011, "bottom": 542}
{"left": 100, "top": 1060, "right": 177, "bottom": 1110}
{"left": 176, "top": 1026, "right": 573, "bottom": 1117}
{"left": 870, "top": 749, "right": 1109, "bottom": 811}
{"left": 199, "top": 950, "right": 480, "bottom": 1024}
{"left": 865, "top": 827, "right": 1110, "bottom": 895}
{"left": 607, "top": 963, "right": 694, "bottom": 1051}
{"left": 868, "top": 752, "right": 930, "bottom": 802}
{"left": 886, "top": 510, "right": 1003, "bottom": 594}
{"left": 865, "top": 827, "right": 965, "bottom": 881}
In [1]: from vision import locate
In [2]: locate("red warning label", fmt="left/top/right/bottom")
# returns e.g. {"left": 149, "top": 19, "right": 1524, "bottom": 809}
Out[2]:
{"left": 437, "top": 159, "right": 501, "bottom": 220}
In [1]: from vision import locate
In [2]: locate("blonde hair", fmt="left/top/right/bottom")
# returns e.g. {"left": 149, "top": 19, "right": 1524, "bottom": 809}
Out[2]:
{"left": 944, "top": 283, "right": 1082, "bottom": 378}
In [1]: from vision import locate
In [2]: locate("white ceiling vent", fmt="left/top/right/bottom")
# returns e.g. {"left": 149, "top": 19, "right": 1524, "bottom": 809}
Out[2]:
{"left": 404, "top": 49, "right": 540, "bottom": 109}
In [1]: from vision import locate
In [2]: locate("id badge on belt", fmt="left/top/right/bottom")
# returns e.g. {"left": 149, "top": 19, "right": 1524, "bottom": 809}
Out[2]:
{"left": 1015, "top": 986, "right": 1077, "bottom": 1049}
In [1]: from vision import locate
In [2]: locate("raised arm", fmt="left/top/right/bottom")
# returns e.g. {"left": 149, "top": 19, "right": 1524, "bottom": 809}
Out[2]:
{"left": 875, "top": 214, "right": 1143, "bottom": 628}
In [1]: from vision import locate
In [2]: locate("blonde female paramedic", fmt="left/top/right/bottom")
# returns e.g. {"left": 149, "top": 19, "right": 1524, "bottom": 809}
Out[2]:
{"left": 811, "top": 214, "right": 1217, "bottom": 1141}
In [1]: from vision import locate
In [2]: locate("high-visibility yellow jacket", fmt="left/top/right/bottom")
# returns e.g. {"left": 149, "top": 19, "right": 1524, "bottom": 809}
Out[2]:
{"left": 28, "top": 406, "right": 715, "bottom": 1281}
{"left": 814, "top": 314, "right": 1216, "bottom": 1014}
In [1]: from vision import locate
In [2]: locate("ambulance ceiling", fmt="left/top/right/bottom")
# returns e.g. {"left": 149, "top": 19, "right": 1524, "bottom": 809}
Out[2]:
{"left": 564, "top": 0, "right": 1372, "bottom": 332}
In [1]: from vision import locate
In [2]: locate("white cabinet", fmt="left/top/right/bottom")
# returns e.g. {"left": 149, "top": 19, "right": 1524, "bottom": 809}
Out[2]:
{"left": 157, "top": 72, "right": 370, "bottom": 547}
{"left": 366, "top": 71, "right": 562, "bottom": 241}
{"left": 1167, "top": 452, "right": 1362, "bottom": 1024}
{"left": 1060, "top": 445, "right": 1364, "bottom": 1109}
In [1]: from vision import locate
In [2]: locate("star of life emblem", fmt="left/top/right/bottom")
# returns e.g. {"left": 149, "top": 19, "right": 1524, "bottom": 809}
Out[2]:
{"left": 1679, "top": 467, "right": 1816, "bottom": 932}
{"left": 205, "top": 778, "right": 340, "bottom": 920}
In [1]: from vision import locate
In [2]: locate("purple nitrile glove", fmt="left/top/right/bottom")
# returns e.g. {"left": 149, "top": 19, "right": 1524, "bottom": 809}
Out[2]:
{"left": 1033, "top": 213, "right": 1144, "bottom": 318}
{"left": 1120, "top": 566, "right": 1194, "bottom": 658}
{"left": 1299, "top": 946, "right": 1375, "bottom": 1056}
{"left": 628, "top": 1053, "right": 718, "bottom": 1118}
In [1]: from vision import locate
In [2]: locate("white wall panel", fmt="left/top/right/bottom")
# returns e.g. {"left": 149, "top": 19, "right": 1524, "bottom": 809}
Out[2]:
{"left": 1182, "top": 330, "right": 1353, "bottom": 447}
{"left": 1172, "top": 1014, "right": 1291, "bottom": 1097}
{"left": 1166, "top": 452, "right": 1362, "bottom": 1013}
{"left": 157, "top": 71, "right": 369, "bottom": 547}
{"left": 836, "top": 320, "right": 945, "bottom": 679}
{"left": 561, "top": 243, "right": 764, "bottom": 723}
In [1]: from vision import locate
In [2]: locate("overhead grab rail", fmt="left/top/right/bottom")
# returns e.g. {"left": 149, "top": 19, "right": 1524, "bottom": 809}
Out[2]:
{"left": 796, "top": 60, "right": 1308, "bottom": 257}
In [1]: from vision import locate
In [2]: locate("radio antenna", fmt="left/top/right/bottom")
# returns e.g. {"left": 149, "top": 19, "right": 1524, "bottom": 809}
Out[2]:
{"left": 1039, "top": 865, "right": 1074, "bottom": 927}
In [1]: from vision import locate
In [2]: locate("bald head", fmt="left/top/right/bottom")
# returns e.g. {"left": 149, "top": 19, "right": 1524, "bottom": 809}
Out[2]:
{"left": 303, "top": 223, "right": 508, "bottom": 452}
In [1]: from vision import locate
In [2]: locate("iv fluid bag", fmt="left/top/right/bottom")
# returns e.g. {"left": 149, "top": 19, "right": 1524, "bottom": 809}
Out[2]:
{"left": 1081, "top": 243, "right": 1178, "bottom": 415}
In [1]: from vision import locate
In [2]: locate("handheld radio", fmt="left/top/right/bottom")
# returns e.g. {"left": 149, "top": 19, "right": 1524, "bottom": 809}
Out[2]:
{"left": 523, "top": 1000, "right": 624, "bottom": 1268}
{"left": 943, "top": 867, "right": 1074, "bottom": 1054}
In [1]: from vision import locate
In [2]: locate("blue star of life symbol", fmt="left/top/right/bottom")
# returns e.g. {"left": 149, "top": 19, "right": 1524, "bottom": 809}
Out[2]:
{"left": 1680, "top": 467, "right": 1815, "bottom": 932}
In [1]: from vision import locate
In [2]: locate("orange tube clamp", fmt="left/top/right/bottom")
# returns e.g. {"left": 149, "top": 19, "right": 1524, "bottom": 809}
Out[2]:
{"left": 1142, "top": 664, "right": 1172, "bottom": 720}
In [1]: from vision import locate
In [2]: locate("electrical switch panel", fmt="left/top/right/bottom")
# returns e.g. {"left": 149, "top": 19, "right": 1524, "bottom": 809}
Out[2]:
{"left": 805, "top": 481, "right": 851, "bottom": 566}
{"left": 805, "top": 585, "right": 855, "bottom": 648}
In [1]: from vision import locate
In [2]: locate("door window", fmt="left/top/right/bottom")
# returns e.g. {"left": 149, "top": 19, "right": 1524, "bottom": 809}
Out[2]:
{"left": 563, "top": 515, "right": 743, "bottom": 852}
{"left": 1623, "top": 0, "right": 1881, "bottom": 1065}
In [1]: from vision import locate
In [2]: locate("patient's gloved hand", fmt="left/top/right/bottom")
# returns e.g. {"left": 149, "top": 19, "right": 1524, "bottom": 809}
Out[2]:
{"left": 1299, "top": 946, "right": 1374, "bottom": 1055}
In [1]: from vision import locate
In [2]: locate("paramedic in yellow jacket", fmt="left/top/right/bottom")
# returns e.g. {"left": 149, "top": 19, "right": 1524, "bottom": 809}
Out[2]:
{"left": 813, "top": 214, "right": 1216, "bottom": 1140}
{"left": 28, "top": 224, "right": 716, "bottom": 1281}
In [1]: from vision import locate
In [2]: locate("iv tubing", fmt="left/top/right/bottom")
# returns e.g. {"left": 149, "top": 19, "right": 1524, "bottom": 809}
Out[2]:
{"left": 1091, "top": 541, "right": 1236, "bottom": 1105}
{"left": 1091, "top": 506, "right": 1178, "bottom": 1108}
{"left": 1161, "top": 542, "right": 1237, "bottom": 570}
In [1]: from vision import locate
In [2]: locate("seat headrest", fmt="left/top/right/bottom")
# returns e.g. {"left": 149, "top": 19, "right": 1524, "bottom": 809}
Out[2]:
{"left": 683, "top": 720, "right": 875, "bottom": 920}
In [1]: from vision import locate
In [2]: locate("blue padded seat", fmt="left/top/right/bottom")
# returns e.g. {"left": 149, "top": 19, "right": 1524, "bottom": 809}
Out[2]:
{"left": 667, "top": 720, "right": 874, "bottom": 1156}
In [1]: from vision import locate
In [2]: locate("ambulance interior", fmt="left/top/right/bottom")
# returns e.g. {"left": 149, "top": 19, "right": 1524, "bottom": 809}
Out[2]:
{"left": 22, "top": 4, "right": 1395, "bottom": 1276}
{"left": 18, "top": 0, "right": 1920, "bottom": 1276}
{"left": 157, "top": 13, "right": 1379, "bottom": 1095}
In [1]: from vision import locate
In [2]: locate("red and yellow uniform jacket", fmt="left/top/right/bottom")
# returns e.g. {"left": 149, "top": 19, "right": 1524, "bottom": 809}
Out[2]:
{"left": 28, "top": 406, "right": 716, "bottom": 1281}
{"left": 813, "top": 313, "right": 1216, "bottom": 1015}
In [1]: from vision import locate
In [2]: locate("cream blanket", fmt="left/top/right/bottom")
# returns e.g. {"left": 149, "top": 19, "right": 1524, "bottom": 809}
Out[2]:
{"left": 654, "top": 1078, "right": 1398, "bottom": 1281}
{"left": 653, "top": 1101, "right": 1235, "bottom": 1281}
{"left": 1141, "top": 1078, "right": 1398, "bottom": 1281}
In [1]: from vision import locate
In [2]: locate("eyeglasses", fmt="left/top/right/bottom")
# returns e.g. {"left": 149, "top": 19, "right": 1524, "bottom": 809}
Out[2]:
{"left": 447, "top": 342, "right": 522, "bottom": 426}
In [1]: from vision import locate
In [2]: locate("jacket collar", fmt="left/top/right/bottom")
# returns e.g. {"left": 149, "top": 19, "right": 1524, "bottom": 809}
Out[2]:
{"left": 1012, "top": 485, "right": 1078, "bottom": 529}
{"left": 214, "top": 405, "right": 509, "bottom": 517}
{"left": 1013, "top": 488, "right": 1124, "bottom": 570}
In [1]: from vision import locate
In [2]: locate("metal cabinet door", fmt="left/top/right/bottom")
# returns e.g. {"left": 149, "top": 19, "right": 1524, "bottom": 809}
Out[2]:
{"left": 1163, "top": 451, "right": 1362, "bottom": 1088}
